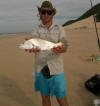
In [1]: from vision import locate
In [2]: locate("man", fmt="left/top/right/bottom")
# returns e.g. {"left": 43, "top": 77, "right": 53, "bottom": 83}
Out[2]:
{"left": 26, "top": 1, "right": 69, "bottom": 106}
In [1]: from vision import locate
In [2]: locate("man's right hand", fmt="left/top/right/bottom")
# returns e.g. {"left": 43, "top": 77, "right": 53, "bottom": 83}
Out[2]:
{"left": 24, "top": 37, "right": 40, "bottom": 53}
{"left": 26, "top": 47, "right": 40, "bottom": 53}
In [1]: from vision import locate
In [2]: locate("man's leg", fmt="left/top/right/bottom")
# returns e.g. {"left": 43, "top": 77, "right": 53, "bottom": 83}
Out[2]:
{"left": 41, "top": 94, "right": 51, "bottom": 106}
{"left": 56, "top": 96, "right": 69, "bottom": 106}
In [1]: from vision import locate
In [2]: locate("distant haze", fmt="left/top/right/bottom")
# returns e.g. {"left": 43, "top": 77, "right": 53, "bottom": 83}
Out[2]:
{"left": 0, "top": 0, "right": 99, "bottom": 33}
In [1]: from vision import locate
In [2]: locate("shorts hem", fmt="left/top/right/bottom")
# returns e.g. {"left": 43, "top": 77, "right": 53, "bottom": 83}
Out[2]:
{"left": 56, "top": 94, "right": 66, "bottom": 98}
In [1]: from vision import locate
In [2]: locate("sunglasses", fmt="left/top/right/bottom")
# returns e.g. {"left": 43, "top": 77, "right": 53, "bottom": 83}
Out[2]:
{"left": 40, "top": 10, "right": 53, "bottom": 15}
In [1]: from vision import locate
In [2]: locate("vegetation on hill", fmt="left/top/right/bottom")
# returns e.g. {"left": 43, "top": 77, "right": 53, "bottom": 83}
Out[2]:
{"left": 63, "top": 3, "right": 100, "bottom": 26}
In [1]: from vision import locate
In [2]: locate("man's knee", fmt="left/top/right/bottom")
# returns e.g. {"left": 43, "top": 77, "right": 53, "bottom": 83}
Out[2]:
{"left": 56, "top": 96, "right": 69, "bottom": 106}
{"left": 41, "top": 94, "right": 51, "bottom": 106}
{"left": 41, "top": 94, "right": 51, "bottom": 103}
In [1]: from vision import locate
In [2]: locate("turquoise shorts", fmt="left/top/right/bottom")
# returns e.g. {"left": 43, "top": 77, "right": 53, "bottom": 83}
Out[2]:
{"left": 34, "top": 72, "right": 67, "bottom": 98}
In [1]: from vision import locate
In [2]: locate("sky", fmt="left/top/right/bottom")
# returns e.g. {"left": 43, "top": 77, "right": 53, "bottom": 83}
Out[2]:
{"left": 0, "top": 0, "right": 100, "bottom": 33}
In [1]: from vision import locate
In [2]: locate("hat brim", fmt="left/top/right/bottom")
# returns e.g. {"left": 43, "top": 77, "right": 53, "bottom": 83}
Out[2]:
{"left": 37, "top": 6, "right": 56, "bottom": 15}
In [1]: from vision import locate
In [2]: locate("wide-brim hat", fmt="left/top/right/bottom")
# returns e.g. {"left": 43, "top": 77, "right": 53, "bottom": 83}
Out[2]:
{"left": 37, "top": 1, "right": 56, "bottom": 15}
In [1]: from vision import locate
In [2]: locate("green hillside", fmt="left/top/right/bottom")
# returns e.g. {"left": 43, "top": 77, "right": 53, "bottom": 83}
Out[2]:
{"left": 63, "top": 3, "right": 100, "bottom": 26}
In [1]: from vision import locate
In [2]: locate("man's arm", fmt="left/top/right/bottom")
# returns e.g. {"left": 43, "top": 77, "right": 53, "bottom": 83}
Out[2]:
{"left": 52, "top": 26, "right": 68, "bottom": 54}
{"left": 25, "top": 27, "right": 40, "bottom": 53}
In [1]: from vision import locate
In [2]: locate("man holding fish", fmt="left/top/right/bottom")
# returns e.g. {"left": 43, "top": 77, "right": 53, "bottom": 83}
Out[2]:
{"left": 25, "top": 1, "right": 69, "bottom": 106}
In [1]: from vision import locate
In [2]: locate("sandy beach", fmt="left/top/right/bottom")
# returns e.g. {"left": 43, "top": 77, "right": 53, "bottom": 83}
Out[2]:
{"left": 0, "top": 16, "right": 100, "bottom": 106}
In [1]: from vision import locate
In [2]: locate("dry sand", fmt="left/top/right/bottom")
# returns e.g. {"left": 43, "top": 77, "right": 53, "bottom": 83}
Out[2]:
{"left": 0, "top": 16, "right": 100, "bottom": 106}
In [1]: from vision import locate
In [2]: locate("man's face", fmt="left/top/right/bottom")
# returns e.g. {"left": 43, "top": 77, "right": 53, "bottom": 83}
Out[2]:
{"left": 40, "top": 8, "right": 54, "bottom": 24}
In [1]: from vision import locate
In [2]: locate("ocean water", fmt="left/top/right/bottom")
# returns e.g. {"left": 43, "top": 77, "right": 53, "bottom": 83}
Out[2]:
{"left": 0, "top": 33, "right": 17, "bottom": 36}
{"left": 0, "top": 32, "right": 30, "bottom": 36}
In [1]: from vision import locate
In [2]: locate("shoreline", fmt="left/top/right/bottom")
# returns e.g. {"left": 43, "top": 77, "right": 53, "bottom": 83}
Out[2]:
{"left": 0, "top": 33, "right": 31, "bottom": 37}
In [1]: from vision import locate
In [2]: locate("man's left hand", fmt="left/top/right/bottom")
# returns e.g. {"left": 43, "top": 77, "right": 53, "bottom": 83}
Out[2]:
{"left": 51, "top": 45, "right": 67, "bottom": 55}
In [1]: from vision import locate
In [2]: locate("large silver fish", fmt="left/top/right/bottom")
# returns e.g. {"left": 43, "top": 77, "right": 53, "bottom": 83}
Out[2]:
{"left": 19, "top": 38, "right": 62, "bottom": 51}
